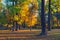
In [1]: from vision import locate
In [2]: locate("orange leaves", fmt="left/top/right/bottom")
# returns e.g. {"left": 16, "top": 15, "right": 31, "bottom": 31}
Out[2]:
{"left": 14, "top": 0, "right": 38, "bottom": 27}
{"left": 21, "top": 5, "right": 29, "bottom": 11}
{"left": 20, "top": 0, "right": 38, "bottom": 27}
{"left": 26, "top": 13, "right": 38, "bottom": 27}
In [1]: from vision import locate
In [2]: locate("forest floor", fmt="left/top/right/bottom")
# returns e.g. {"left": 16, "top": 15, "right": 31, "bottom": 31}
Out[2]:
{"left": 0, "top": 29, "right": 60, "bottom": 40}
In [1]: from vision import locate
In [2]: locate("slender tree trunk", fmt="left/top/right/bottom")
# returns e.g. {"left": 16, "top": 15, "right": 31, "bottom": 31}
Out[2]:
{"left": 48, "top": 0, "right": 51, "bottom": 31}
{"left": 40, "top": 0, "right": 46, "bottom": 35}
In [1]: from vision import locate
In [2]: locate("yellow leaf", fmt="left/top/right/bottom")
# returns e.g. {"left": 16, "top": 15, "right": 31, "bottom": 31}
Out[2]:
{"left": 58, "top": 7, "right": 60, "bottom": 12}
{"left": 13, "top": 15, "right": 19, "bottom": 21}
{"left": 53, "top": 9, "right": 57, "bottom": 12}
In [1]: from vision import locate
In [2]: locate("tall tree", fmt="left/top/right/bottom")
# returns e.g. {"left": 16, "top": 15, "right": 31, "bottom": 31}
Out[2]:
{"left": 40, "top": 0, "right": 46, "bottom": 35}
{"left": 48, "top": 0, "right": 51, "bottom": 31}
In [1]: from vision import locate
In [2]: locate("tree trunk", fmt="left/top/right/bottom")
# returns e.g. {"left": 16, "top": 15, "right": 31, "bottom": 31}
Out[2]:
{"left": 48, "top": 0, "right": 51, "bottom": 31}
{"left": 40, "top": 0, "right": 46, "bottom": 35}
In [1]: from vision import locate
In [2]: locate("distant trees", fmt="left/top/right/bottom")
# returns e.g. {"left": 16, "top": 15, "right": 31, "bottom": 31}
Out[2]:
{"left": 3, "top": 0, "right": 38, "bottom": 31}
{"left": 50, "top": 0, "right": 60, "bottom": 28}
{"left": 0, "top": 0, "right": 7, "bottom": 24}
{"left": 0, "top": 0, "right": 60, "bottom": 32}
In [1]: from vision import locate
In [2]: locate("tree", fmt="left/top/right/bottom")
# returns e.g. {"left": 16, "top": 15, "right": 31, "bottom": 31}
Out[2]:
{"left": 0, "top": 0, "right": 8, "bottom": 25}
{"left": 4, "top": 0, "right": 39, "bottom": 31}
{"left": 40, "top": 0, "right": 46, "bottom": 35}
{"left": 51, "top": 0, "right": 60, "bottom": 28}
{"left": 48, "top": 0, "right": 51, "bottom": 31}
